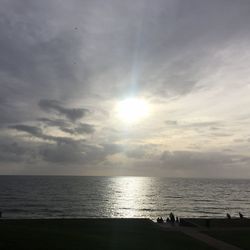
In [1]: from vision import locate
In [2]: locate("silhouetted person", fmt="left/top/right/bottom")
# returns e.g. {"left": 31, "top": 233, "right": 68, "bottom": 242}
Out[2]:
{"left": 169, "top": 212, "right": 175, "bottom": 223}
{"left": 157, "top": 217, "right": 163, "bottom": 223}
{"left": 226, "top": 213, "right": 231, "bottom": 219}
{"left": 166, "top": 217, "right": 170, "bottom": 223}
{"left": 239, "top": 212, "right": 244, "bottom": 219}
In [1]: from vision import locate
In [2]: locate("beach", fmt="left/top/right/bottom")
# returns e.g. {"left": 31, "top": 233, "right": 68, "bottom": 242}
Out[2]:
{"left": 1, "top": 218, "right": 250, "bottom": 250}
{"left": 0, "top": 218, "right": 214, "bottom": 250}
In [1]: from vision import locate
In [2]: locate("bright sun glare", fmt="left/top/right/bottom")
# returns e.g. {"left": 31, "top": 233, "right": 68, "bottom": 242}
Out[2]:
{"left": 117, "top": 98, "right": 149, "bottom": 123}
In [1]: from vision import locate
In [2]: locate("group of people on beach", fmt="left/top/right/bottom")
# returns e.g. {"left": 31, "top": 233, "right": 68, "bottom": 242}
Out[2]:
{"left": 157, "top": 212, "right": 179, "bottom": 224}
{"left": 157, "top": 211, "right": 245, "bottom": 224}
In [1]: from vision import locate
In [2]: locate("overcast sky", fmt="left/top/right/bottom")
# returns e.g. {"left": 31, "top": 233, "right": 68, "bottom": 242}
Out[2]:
{"left": 1, "top": 0, "right": 250, "bottom": 178}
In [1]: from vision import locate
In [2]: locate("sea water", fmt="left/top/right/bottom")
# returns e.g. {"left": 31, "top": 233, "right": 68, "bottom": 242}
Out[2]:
{"left": 0, "top": 176, "right": 249, "bottom": 219}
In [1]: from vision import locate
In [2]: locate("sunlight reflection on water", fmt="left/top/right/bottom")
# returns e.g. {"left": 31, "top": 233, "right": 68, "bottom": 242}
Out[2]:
{"left": 112, "top": 177, "right": 150, "bottom": 217}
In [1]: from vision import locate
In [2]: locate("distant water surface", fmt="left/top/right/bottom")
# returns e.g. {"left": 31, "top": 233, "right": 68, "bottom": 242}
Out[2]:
{"left": 0, "top": 176, "right": 249, "bottom": 219}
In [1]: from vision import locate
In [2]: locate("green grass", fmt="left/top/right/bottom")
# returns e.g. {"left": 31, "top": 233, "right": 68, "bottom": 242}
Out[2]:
{"left": 0, "top": 219, "right": 215, "bottom": 250}
{"left": 203, "top": 229, "right": 250, "bottom": 250}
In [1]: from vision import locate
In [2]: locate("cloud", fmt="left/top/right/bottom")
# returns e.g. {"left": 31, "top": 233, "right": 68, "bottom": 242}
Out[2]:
{"left": 72, "top": 123, "right": 95, "bottom": 134}
{"left": 211, "top": 132, "right": 232, "bottom": 137}
{"left": 0, "top": 142, "right": 29, "bottom": 163}
{"left": 38, "top": 118, "right": 68, "bottom": 128}
{"left": 125, "top": 148, "right": 145, "bottom": 159}
{"left": 123, "top": 143, "right": 161, "bottom": 160}
{"left": 165, "top": 120, "right": 221, "bottom": 128}
{"left": 38, "top": 99, "right": 90, "bottom": 121}
{"left": 8, "top": 123, "right": 121, "bottom": 165}
{"left": 9, "top": 124, "right": 76, "bottom": 144}
{"left": 187, "top": 121, "right": 222, "bottom": 128}
{"left": 38, "top": 118, "right": 95, "bottom": 135}
{"left": 39, "top": 142, "right": 85, "bottom": 164}
{"left": 165, "top": 120, "right": 178, "bottom": 126}
{"left": 161, "top": 150, "right": 250, "bottom": 171}
{"left": 9, "top": 124, "right": 42, "bottom": 136}
{"left": 101, "top": 143, "right": 123, "bottom": 155}
{"left": 39, "top": 142, "right": 122, "bottom": 164}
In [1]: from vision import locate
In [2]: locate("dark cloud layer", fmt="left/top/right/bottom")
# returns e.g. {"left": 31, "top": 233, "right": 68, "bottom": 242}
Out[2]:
{"left": 10, "top": 125, "right": 42, "bottom": 136}
{"left": 37, "top": 118, "right": 95, "bottom": 135}
{"left": 5, "top": 123, "right": 121, "bottom": 166}
{"left": 39, "top": 99, "right": 90, "bottom": 121}
{"left": 9, "top": 124, "right": 71, "bottom": 143}
{"left": 39, "top": 142, "right": 122, "bottom": 166}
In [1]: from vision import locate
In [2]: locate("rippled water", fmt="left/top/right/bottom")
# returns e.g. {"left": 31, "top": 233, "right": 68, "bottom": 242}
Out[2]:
{"left": 0, "top": 176, "right": 250, "bottom": 219}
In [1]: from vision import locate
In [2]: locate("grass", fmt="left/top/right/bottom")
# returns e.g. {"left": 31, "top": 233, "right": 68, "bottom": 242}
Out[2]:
{"left": 0, "top": 219, "right": 215, "bottom": 250}
{"left": 203, "top": 229, "right": 250, "bottom": 250}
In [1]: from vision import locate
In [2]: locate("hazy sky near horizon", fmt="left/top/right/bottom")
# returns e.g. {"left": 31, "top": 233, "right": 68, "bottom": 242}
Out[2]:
{"left": 1, "top": 0, "right": 250, "bottom": 178}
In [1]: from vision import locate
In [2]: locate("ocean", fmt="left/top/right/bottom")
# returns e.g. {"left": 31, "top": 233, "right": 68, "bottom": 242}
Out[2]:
{"left": 0, "top": 176, "right": 249, "bottom": 219}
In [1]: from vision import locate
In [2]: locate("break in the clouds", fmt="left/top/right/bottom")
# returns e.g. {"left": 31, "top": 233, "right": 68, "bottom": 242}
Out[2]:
{"left": 1, "top": 0, "right": 250, "bottom": 177}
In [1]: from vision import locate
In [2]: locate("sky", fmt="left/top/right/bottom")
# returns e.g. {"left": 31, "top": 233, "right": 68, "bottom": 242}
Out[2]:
{"left": 1, "top": 0, "right": 250, "bottom": 178}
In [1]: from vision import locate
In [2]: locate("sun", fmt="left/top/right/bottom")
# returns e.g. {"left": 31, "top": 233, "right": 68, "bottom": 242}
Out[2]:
{"left": 116, "top": 97, "right": 149, "bottom": 123}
